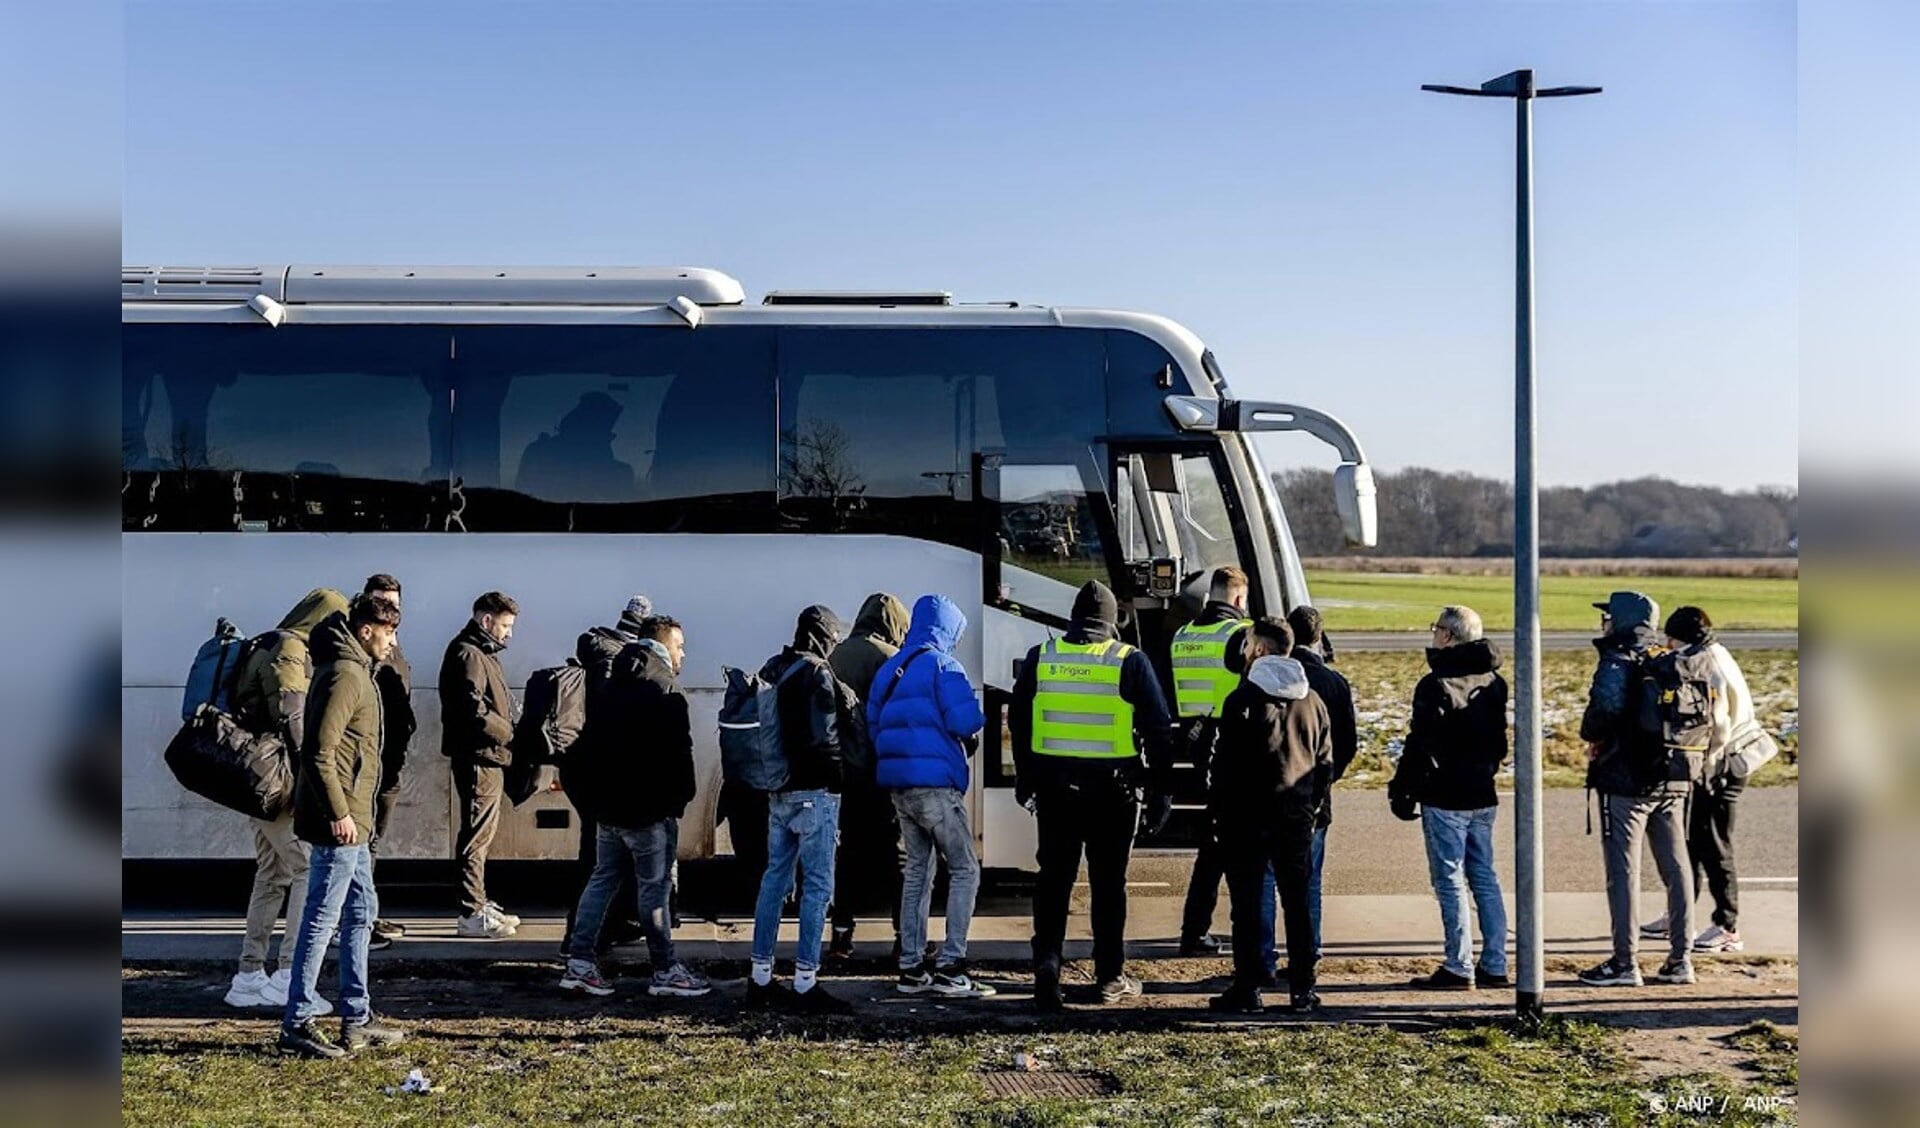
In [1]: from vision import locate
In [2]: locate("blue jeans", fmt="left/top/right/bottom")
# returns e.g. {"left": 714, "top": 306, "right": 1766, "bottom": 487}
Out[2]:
{"left": 751, "top": 790, "right": 841, "bottom": 973}
{"left": 568, "top": 818, "right": 678, "bottom": 969}
{"left": 281, "top": 842, "right": 375, "bottom": 1028}
{"left": 1308, "top": 823, "right": 1328, "bottom": 958}
{"left": 1421, "top": 806, "right": 1508, "bottom": 979}
{"left": 892, "top": 787, "right": 980, "bottom": 970}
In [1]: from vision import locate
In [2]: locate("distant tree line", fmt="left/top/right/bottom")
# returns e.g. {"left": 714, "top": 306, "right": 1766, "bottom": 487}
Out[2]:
{"left": 1275, "top": 467, "right": 1798, "bottom": 558}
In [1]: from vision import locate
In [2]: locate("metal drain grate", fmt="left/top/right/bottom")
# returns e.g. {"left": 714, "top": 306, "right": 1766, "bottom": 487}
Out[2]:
{"left": 981, "top": 1071, "right": 1121, "bottom": 1100}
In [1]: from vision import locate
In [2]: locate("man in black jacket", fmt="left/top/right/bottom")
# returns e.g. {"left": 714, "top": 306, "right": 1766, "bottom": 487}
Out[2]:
{"left": 1389, "top": 605, "right": 1510, "bottom": 992}
{"left": 558, "top": 616, "right": 710, "bottom": 1000}
{"left": 1576, "top": 590, "right": 1696, "bottom": 989}
{"left": 746, "top": 605, "right": 861, "bottom": 1015}
{"left": 560, "top": 595, "right": 654, "bottom": 955}
{"left": 1286, "top": 605, "right": 1358, "bottom": 961}
{"left": 1172, "top": 567, "right": 1267, "bottom": 963}
{"left": 362, "top": 575, "right": 415, "bottom": 948}
{"left": 1206, "top": 617, "right": 1333, "bottom": 1014}
{"left": 438, "top": 591, "right": 520, "bottom": 939}
{"left": 1012, "top": 580, "right": 1175, "bottom": 1010}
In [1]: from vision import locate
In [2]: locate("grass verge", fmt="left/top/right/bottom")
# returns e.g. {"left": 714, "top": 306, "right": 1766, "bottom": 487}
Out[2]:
{"left": 122, "top": 1015, "right": 1796, "bottom": 1127}
{"left": 1331, "top": 650, "right": 1799, "bottom": 788}
{"left": 1306, "top": 571, "right": 1798, "bottom": 632}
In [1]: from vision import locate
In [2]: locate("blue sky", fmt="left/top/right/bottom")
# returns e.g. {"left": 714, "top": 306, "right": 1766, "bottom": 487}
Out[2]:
{"left": 118, "top": 1, "right": 1801, "bottom": 489}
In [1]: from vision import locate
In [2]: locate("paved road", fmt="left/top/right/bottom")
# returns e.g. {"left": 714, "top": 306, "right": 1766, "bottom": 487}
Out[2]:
{"left": 1338, "top": 630, "right": 1797, "bottom": 652}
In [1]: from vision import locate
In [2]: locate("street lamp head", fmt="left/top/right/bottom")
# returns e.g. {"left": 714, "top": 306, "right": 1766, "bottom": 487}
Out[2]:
{"left": 1423, "top": 71, "right": 1600, "bottom": 100}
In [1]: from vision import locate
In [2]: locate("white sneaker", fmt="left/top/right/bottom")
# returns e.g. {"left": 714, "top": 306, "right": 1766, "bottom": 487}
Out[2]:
{"left": 485, "top": 901, "right": 522, "bottom": 930}
{"left": 1639, "top": 914, "right": 1669, "bottom": 938}
{"left": 1692, "top": 925, "right": 1744, "bottom": 953}
{"left": 263, "top": 969, "right": 332, "bottom": 1015}
{"left": 458, "top": 912, "right": 517, "bottom": 939}
{"left": 225, "top": 970, "right": 276, "bottom": 1008}
{"left": 260, "top": 968, "right": 290, "bottom": 1007}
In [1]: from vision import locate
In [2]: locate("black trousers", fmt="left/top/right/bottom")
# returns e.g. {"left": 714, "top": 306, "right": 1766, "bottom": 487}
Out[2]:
{"left": 1180, "top": 836, "right": 1228, "bottom": 941}
{"left": 1224, "top": 817, "right": 1316, "bottom": 996}
{"left": 1031, "top": 784, "right": 1139, "bottom": 983}
{"left": 721, "top": 781, "right": 771, "bottom": 913}
{"left": 831, "top": 783, "right": 903, "bottom": 936}
{"left": 1689, "top": 776, "right": 1744, "bottom": 930}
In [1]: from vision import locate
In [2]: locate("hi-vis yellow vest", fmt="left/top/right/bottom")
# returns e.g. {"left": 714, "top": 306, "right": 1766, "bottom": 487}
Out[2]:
{"left": 1170, "top": 618, "right": 1251, "bottom": 719}
{"left": 1030, "top": 638, "right": 1137, "bottom": 758}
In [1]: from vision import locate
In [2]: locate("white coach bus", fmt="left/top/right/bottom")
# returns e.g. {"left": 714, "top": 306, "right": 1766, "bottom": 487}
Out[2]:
{"left": 121, "top": 265, "right": 1376, "bottom": 871}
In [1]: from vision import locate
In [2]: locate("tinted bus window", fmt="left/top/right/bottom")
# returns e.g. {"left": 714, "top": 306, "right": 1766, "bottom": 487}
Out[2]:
{"left": 448, "top": 326, "right": 776, "bottom": 533}
{"left": 776, "top": 327, "right": 1105, "bottom": 548}
{"left": 122, "top": 324, "right": 451, "bottom": 531}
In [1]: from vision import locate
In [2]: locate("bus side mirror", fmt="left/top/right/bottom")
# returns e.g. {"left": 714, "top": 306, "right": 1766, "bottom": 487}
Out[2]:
{"left": 1334, "top": 462, "right": 1378, "bottom": 548}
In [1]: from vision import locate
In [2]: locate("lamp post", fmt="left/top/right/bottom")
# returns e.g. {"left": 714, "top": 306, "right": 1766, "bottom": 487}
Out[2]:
{"left": 1422, "top": 69, "right": 1600, "bottom": 1024}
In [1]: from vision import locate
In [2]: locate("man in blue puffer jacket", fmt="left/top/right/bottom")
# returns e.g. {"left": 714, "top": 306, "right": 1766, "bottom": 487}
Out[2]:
{"left": 868, "top": 594, "right": 992, "bottom": 999}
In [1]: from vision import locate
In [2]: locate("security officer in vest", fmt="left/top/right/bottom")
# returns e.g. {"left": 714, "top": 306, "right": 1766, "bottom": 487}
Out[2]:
{"left": 1011, "top": 580, "right": 1175, "bottom": 1011}
{"left": 1172, "top": 567, "right": 1275, "bottom": 975}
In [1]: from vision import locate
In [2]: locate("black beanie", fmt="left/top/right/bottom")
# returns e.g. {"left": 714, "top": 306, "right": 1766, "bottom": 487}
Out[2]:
{"left": 1663, "top": 605, "right": 1713, "bottom": 647}
{"left": 1071, "top": 580, "right": 1119, "bottom": 627}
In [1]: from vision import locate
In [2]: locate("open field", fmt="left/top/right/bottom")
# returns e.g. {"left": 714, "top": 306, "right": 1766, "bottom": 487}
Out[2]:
{"left": 122, "top": 956, "right": 1799, "bottom": 1126}
{"left": 1303, "top": 557, "right": 1799, "bottom": 578}
{"left": 1306, "top": 571, "right": 1799, "bottom": 633}
{"left": 1332, "top": 649, "right": 1799, "bottom": 789}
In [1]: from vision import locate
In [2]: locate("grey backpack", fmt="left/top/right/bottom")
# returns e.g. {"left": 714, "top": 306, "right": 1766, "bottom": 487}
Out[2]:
{"left": 719, "top": 659, "right": 810, "bottom": 792}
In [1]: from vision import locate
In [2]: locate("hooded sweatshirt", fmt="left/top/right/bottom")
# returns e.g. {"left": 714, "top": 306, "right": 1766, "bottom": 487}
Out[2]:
{"left": 829, "top": 593, "right": 911, "bottom": 706}
{"left": 1210, "top": 654, "right": 1332, "bottom": 830}
{"left": 869, "top": 595, "right": 987, "bottom": 792}
{"left": 1389, "top": 639, "right": 1509, "bottom": 812}
{"left": 1010, "top": 581, "right": 1176, "bottom": 795}
{"left": 293, "top": 612, "right": 384, "bottom": 847}
{"left": 232, "top": 587, "right": 352, "bottom": 748}
{"left": 757, "top": 605, "right": 857, "bottom": 793}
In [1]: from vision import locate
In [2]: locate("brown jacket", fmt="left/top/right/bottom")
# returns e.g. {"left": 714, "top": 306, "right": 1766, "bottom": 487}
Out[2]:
{"left": 438, "top": 620, "right": 514, "bottom": 766}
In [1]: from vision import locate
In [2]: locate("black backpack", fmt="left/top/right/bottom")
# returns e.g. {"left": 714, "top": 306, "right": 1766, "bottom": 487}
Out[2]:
{"left": 1628, "top": 645, "right": 1717, "bottom": 785}
{"left": 514, "top": 659, "right": 588, "bottom": 764}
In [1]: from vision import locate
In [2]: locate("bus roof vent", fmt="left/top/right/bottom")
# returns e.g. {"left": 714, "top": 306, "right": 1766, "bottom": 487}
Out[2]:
{"left": 123, "top": 265, "right": 279, "bottom": 302}
{"left": 762, "top": 291, "right": 953, "bottom": 307}
{"left": 281, "top": 265, "right": 746, "bottom": 306}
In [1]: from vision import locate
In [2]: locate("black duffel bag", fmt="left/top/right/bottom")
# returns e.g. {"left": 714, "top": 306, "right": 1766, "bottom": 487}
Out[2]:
{"left": 164, "top": 707, "right": 293, "bottom": 821}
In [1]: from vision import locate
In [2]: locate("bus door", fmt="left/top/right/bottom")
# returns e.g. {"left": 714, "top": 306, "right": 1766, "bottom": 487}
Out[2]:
{"left": 1109, "top": 444, "right": 1263, "bottom": 846}
{"left": 972, "top": 449, "right": 1126, "bottom": 869}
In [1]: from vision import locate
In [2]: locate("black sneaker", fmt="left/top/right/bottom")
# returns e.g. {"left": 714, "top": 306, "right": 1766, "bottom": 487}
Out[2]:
{"left": 1096, "top": 973, "right": 1143, "bottom": 1004}
{"left": 930, "top": 964, "right": 997, "bottom": 998}
{"left": 371, "top": 919, "right": 406, "bottom": 940}
{"left": 1288, "top": 990, "right": 1322, "bottom": 1013}
{"left": 278, "top": 1019, "right": 348, "bottom": 1060}
{"left": 1033, "top": 963, "right": 1065, "bottom": 1013}
{"left": 1475, "top": 967, "right": 1512, "bottom": 989}
{"left": 1178, "top": 934, "right": 1223, "bottom": 957}
{"left": 896, "top": 967, "right": 935, "bottom": 995}
{"left": 787, "top": 984, "right": 854, "bottom": 1016}
{"left": 340, "top": 1013, "right": 406, "bottom": 1051}
{"left": 367, "top": 932, "right": 393, "bottom": 952}
{"left": 1261, "top": 967, "right": 1284, "bottom": 991}
{"left": 1408, "top": 967, "right": 1475, "bottom": 991}
{"left": 1207, "top": 987, "right": 1264, "bottom": 1014}
{"left": 827, "top": 928, "right": 856, "bottom": 961}
{"left": 746, "top": 978, "right": 785, "bottom": 1010}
